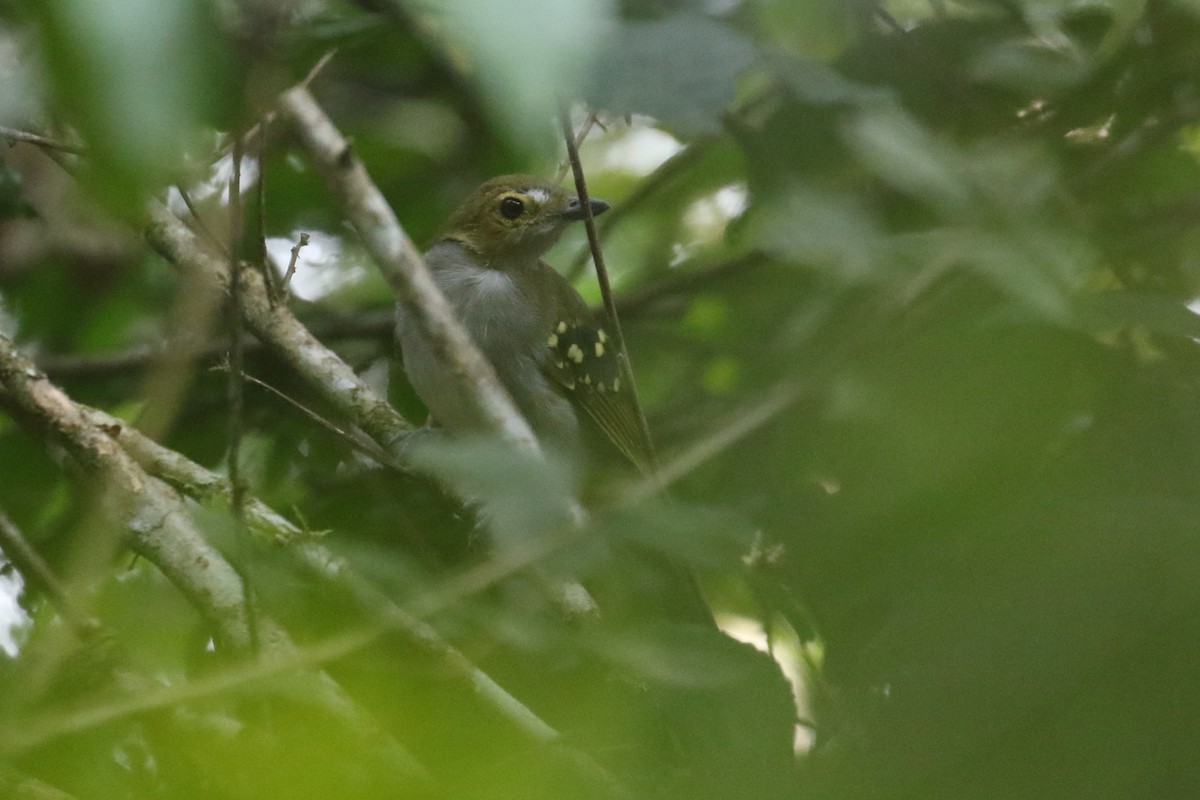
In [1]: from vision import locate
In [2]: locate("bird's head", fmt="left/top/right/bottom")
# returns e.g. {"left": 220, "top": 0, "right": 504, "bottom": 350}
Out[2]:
{"left": 439, "top": 174, "right": 610, "bottom": 264}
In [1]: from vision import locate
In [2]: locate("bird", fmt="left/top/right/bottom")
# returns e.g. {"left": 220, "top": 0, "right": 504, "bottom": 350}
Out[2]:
{"left": 397, "top": 175, "right": 711, "bottom": 625}
{"left": 395, "top": 173, "right": 653, "bottom": 473}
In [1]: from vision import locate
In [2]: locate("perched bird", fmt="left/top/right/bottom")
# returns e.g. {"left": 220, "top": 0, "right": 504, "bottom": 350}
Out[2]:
{"left": 396, "top": 174, "right": 653, "bottom": 472}
{"left": 398, "top": 175, "right": 710, "bottom": 623}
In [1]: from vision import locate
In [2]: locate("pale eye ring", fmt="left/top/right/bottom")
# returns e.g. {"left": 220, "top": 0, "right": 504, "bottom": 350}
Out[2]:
{"left": 499, "top": 196, "right": 525, "bottom": 219}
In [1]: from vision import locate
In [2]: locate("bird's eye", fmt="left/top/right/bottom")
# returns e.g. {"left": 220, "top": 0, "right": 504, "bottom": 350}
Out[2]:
{"left": 499, "top": 196, "right": 525, "bottom": 220}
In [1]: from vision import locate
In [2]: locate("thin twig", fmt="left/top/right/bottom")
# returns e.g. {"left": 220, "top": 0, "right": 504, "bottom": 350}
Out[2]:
{"left": 282, "top": 231, "right": 310, "bottom": 292}
{"left": 213, "top": 361, "right": 410, "bottom": 473}
{"left": 873, "top": 3, "right": 905, "bottom": 33}
{"left": 145, "top": 202, "right": 415, "bottom": 454}
{"left": 176, "top": 185, "right": 229, "bottom": 256}
{"left": 226, "top": 133, "right": 260, "bottom": 653}
{"left": 566, "top": 141, "right": 707, "bottom": 279}
{"left": 230, "top": 49, "right": 339, "bottom": 158}
{"left": 303, "top": 49, "right": 338, "bottom": 88}
{"left": 38, "top": 308, "right": 396, "bottom": 380}
{"left": 227, "top": 136, "right": 247, "bottom": 521}
{"left": 554, "top": 111, "right": 600, "bottom": 182}
{"left": 0, "top": 125, "right": 85, "bottom": 155}
{"left": 558, "top": 106, "right": 658, "bottom": 473}
{"left": 255, "top": 126, "right": 275, "bottom": 303}
{"left": 0, "top": 508, "right": 97, "bottom": 637}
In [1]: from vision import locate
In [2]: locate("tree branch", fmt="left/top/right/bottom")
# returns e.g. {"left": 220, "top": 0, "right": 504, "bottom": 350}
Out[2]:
{"left": 76, "top": 402, "right": 630, "bottom": 798}
{"left": 0, "top": 335, "right": 430, "bottom": 784}
{"left": 559, "top": 109, "right": 658, "bottom": 474}
{"left": 36, "top": 308, "right": 397, "bottom": 380}
{"left": 144, "top": 202, "right": 416, "bottom": 455}
{"left": 0, "top": 126, "right": 85, "bottom": 155}
{"left": 0, "top": 336, "right": 258, "bottom": 650}
{"left": 275, "top": 86, "right": 540, "bottom": 453}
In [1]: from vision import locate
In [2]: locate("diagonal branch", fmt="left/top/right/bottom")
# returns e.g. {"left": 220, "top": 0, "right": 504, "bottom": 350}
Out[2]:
{"left": 275, "top": 86, "right": 539, "bottom": 453}
{"left": 0, "top": 335, "right": 429, "bottom": 783}
{"left": 145, "top": 201, "right": 417, "bottom": 458}
{"left": 76, "top": 403, "right": 630, "bottom": 799}
{"left": 0, "top": 334, "right": 258, "bottom": 652}
{"left": 559, "top": 108, "right": 658, "bottom": 474}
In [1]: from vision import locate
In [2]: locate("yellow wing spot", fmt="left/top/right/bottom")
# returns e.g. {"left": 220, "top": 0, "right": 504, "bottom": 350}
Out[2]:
{"left": 555, "top": 360, "right": 565, "bottom": 369}
{"left": 597, "top": 382, "right": 606, "bottom": 394}
{"left": 566, "top": 380, "right": 576, "bottom": 390}
{"left": 612, "top": 378, "right": 620, "bottom": 392}
{"left": 567, "top": 344, "right": 584, "bottom": 364}
{"left": 582, "top": 374, "right": 591, "bottom": 385}
{"left": 556, "top": 321, "right": 568, "bottom": 334}
{"left": 547, "top": 333, "right": 558, "bottom": 348}
{"left": 597, "top": 329, "right": 608, "bottom": 343}
{"left": 594, "top": 341, "right": 605, "bottom": 357}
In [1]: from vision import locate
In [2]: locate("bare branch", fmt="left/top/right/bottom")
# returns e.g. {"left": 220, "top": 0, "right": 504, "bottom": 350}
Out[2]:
{"left": 282, "top": 231, "right": 310, "bottom": 291}
{"left": 77, "top": 401, "right": 629, "bottom": 797}
{"left": 0, "top": 334, "right": 259, "bottom": 652}
{"left": 275, "top": 86, "right": 540, "bottom": 453}
{"left": 0, "top": 336, "right": 430, "bottom": 784}
{"left": 0, "top": 126, "right": 85, "bottom": 155}
{"left": 145, "top": 201, "right": 415, "bottom": 454}
{"left": 37, "top": 309, "right": 396, "bottom": 380}
{"left": 558, "top": 108, "right": 659, "bottom": 475}
{"left": 175, "top": 185, "right": 228, "bottom": 255}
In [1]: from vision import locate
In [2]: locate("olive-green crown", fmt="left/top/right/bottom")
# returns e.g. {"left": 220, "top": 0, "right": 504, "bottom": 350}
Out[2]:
{"left": 439, "top": 174, "right": 598, "bottom": 262}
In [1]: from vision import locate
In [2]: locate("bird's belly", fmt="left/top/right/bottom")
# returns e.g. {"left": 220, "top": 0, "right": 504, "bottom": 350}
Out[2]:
{"left": 396, "top": 263, "right": 579, "bottom": 456}
{"left": 448, "top": 271, "right": 543, "bottom": 360}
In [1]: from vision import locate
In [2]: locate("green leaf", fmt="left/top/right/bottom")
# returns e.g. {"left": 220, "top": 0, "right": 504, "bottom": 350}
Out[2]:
{"left": 844, "top": 106, "right": 970, "bottom": 213}
{"left": 586, "top": 13, "right": 758, "bottom": 134}
{"left": 773, "top": 55, "right": 893, "bottom": 107}
{"left": 406, "top": 435, "right": 580, "bottom": 549}
{"left": 0, "top": 163, "right": 35, "bottom": 220}
{"left": 33, "top": 0, "right": 229, "bottom": 214}
{"left": 742, "top": 183, "right": 882, "bottom": 279}
{"left": 432, "top": 0, "right": 616, "bottom": 149}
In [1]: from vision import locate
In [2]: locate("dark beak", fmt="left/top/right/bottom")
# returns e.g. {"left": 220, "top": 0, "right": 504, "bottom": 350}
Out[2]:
{"left": 562, "top": 196, "right": 610, "bottom": 221}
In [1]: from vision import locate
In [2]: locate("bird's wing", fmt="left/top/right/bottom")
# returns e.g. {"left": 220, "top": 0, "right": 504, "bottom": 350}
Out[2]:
{"left": 541, "top": 310, "right": 656, "bottom": 473}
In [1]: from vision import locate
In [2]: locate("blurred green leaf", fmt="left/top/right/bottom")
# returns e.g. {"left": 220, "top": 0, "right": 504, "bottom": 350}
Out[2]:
{"left": 0, "top": 163, "right": 35, "bottom": 220}
{"left": 774, "top": 54, "right": 893, "bottom": 107}
{"left": 586, "top": 12, "right": 757, "bottom": 134}
{"left": 845, "top": 106, "right": 970, "bottom": 213}
{"left": 33, "top": 0, "right": 229, "bottom": 213}
{"left": 433, "top": 0, "right": 615, "bottom": 149}
{"left": 407, "top": 436, "right": 579, "bottom": 550}
{"left": 743, "top": 183, "right": 882, "bottom": 278}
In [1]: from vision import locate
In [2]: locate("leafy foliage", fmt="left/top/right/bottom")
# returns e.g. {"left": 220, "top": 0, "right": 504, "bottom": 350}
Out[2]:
{"left": 3, "top": 1, "right": 1200, "bottom": 798}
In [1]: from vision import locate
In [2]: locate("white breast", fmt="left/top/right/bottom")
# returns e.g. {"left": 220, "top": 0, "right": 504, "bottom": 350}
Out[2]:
{"left": 395, "top": 242, "right": 581, "bottom": 456}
